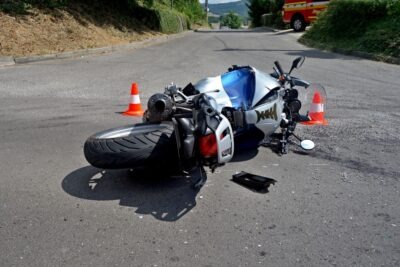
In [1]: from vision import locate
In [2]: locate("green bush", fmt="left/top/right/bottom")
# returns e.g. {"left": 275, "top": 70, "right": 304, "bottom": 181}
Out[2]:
{"left": 0, "top": 0, "right": 195, "bottom": 33}
{"left": 247, "top": 0, "right": 272, "bottom": 27}
{"left": 248, "top": 0, "right": 284, "bottom": 28}
{"left": 0, "top": 0, "right": 67, "bottom": 13}
{"left": 386, "top": 0, "right": 400, "bottom": 16}
{"left": 156, "top": 8, "right": 187, "bottom": 33}
{"left": 359, "top": 16, "right": 400, "bottom": 57}
{"left": 124, "top": 0, "right": 200, "bottom": 31}
{"left": 272, "top": 12, "right": 285, "bottom": 29}
{"left": 0, "top": 1, "right": 27, "bottom": 13}
{"left": 221, "top": 11, "right": 242, "bottom": 29}
{"left": 317, "top": 0, "right": 386, "bottom": 38}
{"left": 300, "top": 0, "right": 400, "bottom": 58}
{"left": 31, "top": 0, "right": 68, "bottom": 8}
{"left": 172, "top": 0, "right": 204, "bottom": 24}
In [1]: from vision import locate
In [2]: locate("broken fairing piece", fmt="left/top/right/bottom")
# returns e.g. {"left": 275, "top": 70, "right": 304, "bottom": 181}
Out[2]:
{"left": 232, "top": 171, "right": 277, "bottom": 192}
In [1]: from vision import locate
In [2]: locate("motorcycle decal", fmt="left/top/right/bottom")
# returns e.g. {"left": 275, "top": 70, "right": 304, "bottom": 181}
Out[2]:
{"left": 256, "top": 103, "right": 277, "bottom": 122}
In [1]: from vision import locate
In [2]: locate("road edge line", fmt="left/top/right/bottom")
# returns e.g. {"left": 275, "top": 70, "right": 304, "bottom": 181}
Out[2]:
{"left": 7, "top": 31, "right": 191, "bottom": 65}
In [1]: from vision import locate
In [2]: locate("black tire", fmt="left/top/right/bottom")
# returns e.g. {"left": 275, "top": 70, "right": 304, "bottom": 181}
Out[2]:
{"left": 84, "top": 122, "right": 178, "bottom": 169}
{"left": 291, "top": 15, "right": 306, "bottom": 32}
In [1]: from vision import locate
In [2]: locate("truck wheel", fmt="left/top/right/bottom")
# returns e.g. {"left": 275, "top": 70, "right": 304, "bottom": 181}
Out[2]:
{"left": 291, "top": 15, "right": 306, "bottom": 32}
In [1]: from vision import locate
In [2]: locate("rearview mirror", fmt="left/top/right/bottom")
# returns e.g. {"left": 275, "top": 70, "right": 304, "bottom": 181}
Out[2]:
{"left": 289, "top": 56, "right": 305, "bottom": 74}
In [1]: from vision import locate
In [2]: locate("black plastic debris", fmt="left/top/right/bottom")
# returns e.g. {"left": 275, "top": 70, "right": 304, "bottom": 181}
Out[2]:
{"left": 232, "top": 171, "right": 277, "bottom": 193}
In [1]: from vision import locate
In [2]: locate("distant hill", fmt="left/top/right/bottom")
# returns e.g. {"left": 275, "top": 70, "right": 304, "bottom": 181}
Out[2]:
{"left": 203, "top": 0, "right": 248, "bottom": 18}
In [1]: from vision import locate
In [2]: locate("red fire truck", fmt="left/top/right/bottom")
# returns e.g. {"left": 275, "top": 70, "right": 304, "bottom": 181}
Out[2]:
{"left": 283, "top": 0, "right": 330, "bottom": 32}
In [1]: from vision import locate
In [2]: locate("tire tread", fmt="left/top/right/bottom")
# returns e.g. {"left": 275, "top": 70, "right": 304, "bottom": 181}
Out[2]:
{"left": 84, "top": 123, "right": 177, "bottom": 169}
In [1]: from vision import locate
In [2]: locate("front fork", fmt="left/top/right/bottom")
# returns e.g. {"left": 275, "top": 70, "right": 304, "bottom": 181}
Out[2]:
{"left": 280, "top": 120, "right": 297, "bottom": 154}
{"left": 279, "top": 98, "right": 312, "bottom": 154}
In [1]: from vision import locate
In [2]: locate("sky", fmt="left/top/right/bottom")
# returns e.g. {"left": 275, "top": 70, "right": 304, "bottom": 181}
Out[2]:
{"left": 199, "top": 0, "right": 241, "bottom": 3}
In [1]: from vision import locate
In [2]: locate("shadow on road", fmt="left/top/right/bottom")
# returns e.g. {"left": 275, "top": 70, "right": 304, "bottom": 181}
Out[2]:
{"left": 215, "top": 48, "right": 357, "bottom": 60}
{"left": 230, "top": 147, "right": 259, "bottom": 162}
{"left": 62, "top": 166, "right": 198, "bottom": 222}
{"left": 61, "top": 148, "right": 278, "bottom": 221}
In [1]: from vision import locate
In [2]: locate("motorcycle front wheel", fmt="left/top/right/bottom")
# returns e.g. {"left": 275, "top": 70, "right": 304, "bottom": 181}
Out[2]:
{"left": 84, "top": 122, "right": 178, "bottom": 169}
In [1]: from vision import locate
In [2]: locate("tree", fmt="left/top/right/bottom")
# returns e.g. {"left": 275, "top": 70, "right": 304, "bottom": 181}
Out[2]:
{"left": 221, "top": 11, "right": 242, "bottom": 29}
{"left": 247, "top": 0, "right": 272, "bottom": 27}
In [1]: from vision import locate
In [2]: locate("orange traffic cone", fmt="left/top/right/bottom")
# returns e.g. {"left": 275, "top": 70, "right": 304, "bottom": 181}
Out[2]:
{"left": 301, "top": 91, "right": 328, "bottom": 125}
{"left": 123, "top": 83, "right": 144, "bottom": 116}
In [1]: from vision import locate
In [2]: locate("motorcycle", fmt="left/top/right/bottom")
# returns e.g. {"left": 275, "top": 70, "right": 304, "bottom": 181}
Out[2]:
{"left": 84, "top": 57, "right": 325, "bottom": 184}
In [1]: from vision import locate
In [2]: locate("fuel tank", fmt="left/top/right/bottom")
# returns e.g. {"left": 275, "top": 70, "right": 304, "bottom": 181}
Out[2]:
{"left": 194, "top": 67, "right": 280, "bottom": 111}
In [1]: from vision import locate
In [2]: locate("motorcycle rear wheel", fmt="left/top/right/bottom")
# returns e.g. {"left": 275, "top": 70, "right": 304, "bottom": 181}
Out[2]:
{"left": 84, "top": 122, "right": 178, "bottom": 169}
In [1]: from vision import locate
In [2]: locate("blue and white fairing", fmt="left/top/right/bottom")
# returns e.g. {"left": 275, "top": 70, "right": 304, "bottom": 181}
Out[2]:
{"left": 194, "top": 66, "right": 283, "bottom": 147}
{"left": 194, "top": 67, "right": 280, "bottom": 111}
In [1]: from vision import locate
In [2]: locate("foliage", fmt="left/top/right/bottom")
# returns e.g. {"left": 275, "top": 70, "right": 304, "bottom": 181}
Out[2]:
{"left": 0, "top": 0, "right": 27, "bottom": 13}
{"left": 171, "top": 0, "right": 204, "bottom": 24}
{"left": 358, "top": 17, "right": 400, "bottom": 57}
{"left": 155, "top": 7, "right": 189, "bottom": 33}
{"left": 300, "top": 0, "right": 400, "bottom": 58}
{"left": 247, "top": 0, "right": 272, "bottom": 27}
{"left": 386, "top": 0, "right": 400, "bottom": 16}
{"left": 0, "top": 0, "right": 67, "bottom": 13}
{"left": 247, "top": 0, "right": 284, "bottom": 28}
{"left": 272, "top": 12, "right": 285, "bottom": 29}
{"left": 221, "top": 11, "right": 242, "bottom": 29}
{"left": 271, "top": 0, "right": 285, "bottom": 27}
{"left": 0, "top": 0, "right": 204, "bottom": 33}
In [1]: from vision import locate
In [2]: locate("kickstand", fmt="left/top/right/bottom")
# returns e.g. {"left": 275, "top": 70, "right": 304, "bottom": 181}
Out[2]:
{"left": 192, "top": 166, "right": 207, "bottom": 190}
{"left": 291, "top": 133, "right": 302, "bottom": 142}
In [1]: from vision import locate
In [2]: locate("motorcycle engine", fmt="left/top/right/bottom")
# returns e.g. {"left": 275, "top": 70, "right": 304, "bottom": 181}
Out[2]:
{"left": 145, "top": 93, "right": 173, "bottom": 122}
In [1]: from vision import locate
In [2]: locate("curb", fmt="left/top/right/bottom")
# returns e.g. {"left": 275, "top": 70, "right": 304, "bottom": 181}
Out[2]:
{"left": 330, "top": 48, "right": 400, "bottom": 65}
{"left": 347, "top": 50, "right": 400, "bottom": 65}
{"left": 195, "top": 27, "right": 274, "bottom": 33}
{"left": 299, "top": 38, "right": 400, "bottom": 65}
{"left": 0, "top": 56, "right": 15, "bottom": 67}
{"left": 3, "top": 31, "right": 190, "bottom": 66}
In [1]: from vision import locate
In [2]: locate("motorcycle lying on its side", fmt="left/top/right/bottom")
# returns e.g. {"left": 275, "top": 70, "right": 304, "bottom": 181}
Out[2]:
{"left": 84, "top": 57, "right": 326, "bottom": 184}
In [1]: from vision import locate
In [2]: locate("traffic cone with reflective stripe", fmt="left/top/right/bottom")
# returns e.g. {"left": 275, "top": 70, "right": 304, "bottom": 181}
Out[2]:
{"left": 123, "top": 83, "right": 144, "bottom": 116}
{"left": 300, "top": 91, "right": 328, "bottom": 125}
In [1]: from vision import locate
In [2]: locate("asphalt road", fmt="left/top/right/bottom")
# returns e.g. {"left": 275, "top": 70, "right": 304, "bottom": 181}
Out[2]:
{"left": 1, "top": 30, "right": 399, "bottom": 266}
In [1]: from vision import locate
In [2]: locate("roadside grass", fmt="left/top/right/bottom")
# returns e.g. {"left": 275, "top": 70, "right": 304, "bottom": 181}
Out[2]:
{"left": 0, "top": 0, "right": 205, "bottom": 33}
{"left": 300, "top": 0, "right": 400, "bottom": 59}
{"left": 0, "top": 0, "right": 206, "bottom": 56}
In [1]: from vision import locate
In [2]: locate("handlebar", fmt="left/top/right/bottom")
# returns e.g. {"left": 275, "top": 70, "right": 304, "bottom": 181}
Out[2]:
{"left": 274, "top": 61, "right": 285, "bottom": 77}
